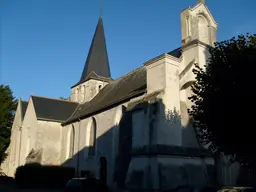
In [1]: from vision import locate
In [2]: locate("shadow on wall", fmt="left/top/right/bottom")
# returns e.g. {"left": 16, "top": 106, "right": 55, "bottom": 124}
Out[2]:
{"left": 60, "top": 98, "right": 220, "bottom": 191}
{"left": 17, "top": 98, "right": 251, "bottom": 189}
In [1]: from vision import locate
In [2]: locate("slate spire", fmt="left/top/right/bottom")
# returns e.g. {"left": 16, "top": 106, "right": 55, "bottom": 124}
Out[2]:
{"left": 78, "top": 15, "right": 111, "bottom": 84}
{"left": 198, "top": 0, "right": 205, "bottom": 4}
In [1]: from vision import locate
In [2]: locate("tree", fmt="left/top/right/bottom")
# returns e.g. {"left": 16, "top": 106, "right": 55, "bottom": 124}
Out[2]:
{"left": 60, "top": 97, "right": 70, "bottom": 101}
{"left": 189, "top": 34, "right": 256, "bottom": 170}
{"left": 0, "top": 85, "right": 18, "bottom": 163}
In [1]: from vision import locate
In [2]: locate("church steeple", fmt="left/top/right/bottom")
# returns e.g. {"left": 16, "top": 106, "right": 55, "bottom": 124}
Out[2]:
{"left": 198, "top": 0, "right": 205, "bottom": 4}
{"left": 78, "top": 15, "right": 111, "bottom": 85}
{"left": 71, "top": 15, "right": 111, "bottom": 103}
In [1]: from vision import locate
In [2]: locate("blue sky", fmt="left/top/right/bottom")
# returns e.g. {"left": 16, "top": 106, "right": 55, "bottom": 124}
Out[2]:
{"left": 1, "top": 0, "right": 255, "bottom": 100}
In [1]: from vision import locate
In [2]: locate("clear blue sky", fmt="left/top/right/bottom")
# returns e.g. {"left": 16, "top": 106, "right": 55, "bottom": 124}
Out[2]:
{"left": 1, "top": 0, "right": 255, "bottom": 100}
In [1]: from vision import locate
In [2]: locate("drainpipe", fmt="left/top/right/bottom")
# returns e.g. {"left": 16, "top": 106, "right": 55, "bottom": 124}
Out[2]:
{"left": 76, "top": 119, "right": 81, "bottom": 177}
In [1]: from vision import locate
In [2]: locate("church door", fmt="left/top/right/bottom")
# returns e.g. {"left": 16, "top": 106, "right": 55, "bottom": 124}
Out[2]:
{"left": 99, "top": 157, "right": 107, "bottom": 184}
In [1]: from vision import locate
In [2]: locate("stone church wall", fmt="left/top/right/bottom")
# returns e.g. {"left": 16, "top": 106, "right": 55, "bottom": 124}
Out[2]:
{"left": 19, "top": 100, "right": 38, "bottom": 166}
{"left": 37, "top": 121, "right": 62, "bottom": 165}
{"left": 61, "top": 103, "right": 128, "bottom": 188}
{"left": 1, "top": 102, "right": 23, "bottom": 177}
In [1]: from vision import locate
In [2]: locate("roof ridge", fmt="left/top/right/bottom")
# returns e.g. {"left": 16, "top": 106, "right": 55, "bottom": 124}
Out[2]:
{"left": 30, "top": 95, "right": 78, "bottom": 104}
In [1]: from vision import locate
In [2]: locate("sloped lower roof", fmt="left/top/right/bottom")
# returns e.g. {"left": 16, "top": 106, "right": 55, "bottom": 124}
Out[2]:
{"left": 63, "top": 66, "right": 147, "bottom": 125}
{"left": 31, "top": 96, "right": 79, "bottom": 122}
{"left": 167, "top": 47, "right": 182, "bottom": 58}
{"left": 21, "top": 100, "right": 28, "bottom": 120}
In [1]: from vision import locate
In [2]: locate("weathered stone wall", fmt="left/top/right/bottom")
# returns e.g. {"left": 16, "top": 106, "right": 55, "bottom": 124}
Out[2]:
{"left": 1, "top": 101, "right": 23, "bottom": 176}
{"left": 37, "top": 121, "right": 62, "bottom": 165}
{"left": 19, "top": 99, "right": 39, "bottom": 166}
{"left": 61, "top": 103, "right": 129, "bottom": 189}
{"left": 71, "top": 79, "right": 109, "bottom": 103}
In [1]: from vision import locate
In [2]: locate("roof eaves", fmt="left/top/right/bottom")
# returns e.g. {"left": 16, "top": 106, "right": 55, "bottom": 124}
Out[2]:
{"left": 37, "top": 117, "right": 64, "bottom": 123}
{"left": 30, "top": 95, "right": 78, "bottom": 104}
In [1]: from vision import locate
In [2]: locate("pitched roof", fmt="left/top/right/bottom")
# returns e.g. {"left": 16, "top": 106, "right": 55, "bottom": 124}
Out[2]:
{"left": 63, "top": 66, "right": 147, "bottom": 125}
{"left": 167, "top": 47, "right": 182, "bottom": 58}
{"left": 21, "top": 100, "right": 28, "bottom": 120}
{"left": 63, "top": 46, "right": 182, "bottom": 125}
{"left": 73, "top": 16, "right": 111, "bottom": 88}
{"left": 31, "top": 96, "right": 79, "bottom": 123}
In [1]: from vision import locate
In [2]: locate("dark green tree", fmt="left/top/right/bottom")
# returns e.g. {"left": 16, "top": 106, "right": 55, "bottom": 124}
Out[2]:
{"left": 0, "top": 85, "right": 18, "bottom": 163}
{"left": 189, "top": 34, "right": 256, "bottom": 170}
{"left": 60, "top": 97, "right": 70, "bottom": 101}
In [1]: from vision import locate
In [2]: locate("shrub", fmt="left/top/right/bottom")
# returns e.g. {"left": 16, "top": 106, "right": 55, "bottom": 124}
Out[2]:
{"left": 15, "top": 163, "right": 75, "bottom": 189}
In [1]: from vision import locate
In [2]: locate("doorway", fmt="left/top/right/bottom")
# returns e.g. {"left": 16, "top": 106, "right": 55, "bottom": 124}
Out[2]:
{"left": 99, "top": 157, "right": 107, "bottom": 184}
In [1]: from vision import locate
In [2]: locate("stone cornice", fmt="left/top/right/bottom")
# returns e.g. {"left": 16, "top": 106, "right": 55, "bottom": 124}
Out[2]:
{"left": 182, "top": 39, "right": 212, "bottom": 52}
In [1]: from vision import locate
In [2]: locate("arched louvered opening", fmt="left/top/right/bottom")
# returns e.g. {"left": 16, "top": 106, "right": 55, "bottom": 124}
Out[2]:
{"left": 198, "top": 14, "right": 210, "bottom": 44}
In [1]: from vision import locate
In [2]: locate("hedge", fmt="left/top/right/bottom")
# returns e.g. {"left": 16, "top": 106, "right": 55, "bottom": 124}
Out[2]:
{"left": 15, "top": 163, "right": 75, "bottom": 189}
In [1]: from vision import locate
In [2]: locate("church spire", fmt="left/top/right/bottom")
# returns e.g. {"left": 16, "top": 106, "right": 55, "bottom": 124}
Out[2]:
{"left": 78, "top": 15, "right": 111, "bottom": 84}
{"left": 198, "top": 0, "right": 205, "bottom": 4}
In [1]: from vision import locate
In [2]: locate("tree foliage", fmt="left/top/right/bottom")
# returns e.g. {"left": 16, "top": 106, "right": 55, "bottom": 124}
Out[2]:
{"left": 60, "top": 97, "right": 70, "bottom": 101}
{"left": 189, "top": 34, "right": 256, "bottom": 169}
{"left": 0, "top": 84, "right": 18, "bottom": 163}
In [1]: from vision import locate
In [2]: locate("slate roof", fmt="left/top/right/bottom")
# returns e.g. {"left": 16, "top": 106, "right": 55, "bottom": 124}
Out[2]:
{"left": 63, "top": 66, "right": 147, "bottom": 125}
{"left": 167, "top": 47, "right": 182, "bottom": 58}
{"left": 31, "top": 96, "right": 79, "bottom": 123}
{"left": 72, "top": 16, "right": 111, "bottom": 88}
{"left": 63, "top": 46, "right": 182, "bottom": 125}
{"left": 21, "top": 100, "right": 28, "bottom": 120}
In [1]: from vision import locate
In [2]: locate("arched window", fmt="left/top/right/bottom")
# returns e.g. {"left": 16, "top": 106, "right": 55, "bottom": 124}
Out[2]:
{"left": 88, "top": 118, "right": 96, "bottom": 156}
{"left": 69, "top": 125, "right": 75, "bottom": 158}
{"left": 98, "top": 85, "right": 102, "bottom": 92}
{"left": 81, "top": 85, "right": 85, "bottom": 102}
{"left": 75, "top": 88, "right": 79, "bottom": 102}
{"left": 198, "top": 15, "right": 209, "bottom": 44}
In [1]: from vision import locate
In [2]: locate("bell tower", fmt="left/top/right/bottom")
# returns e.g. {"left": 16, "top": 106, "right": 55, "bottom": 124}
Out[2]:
{"left": 71, "top": 15, "right": 112, "bottom": 103}
{"left": 181, "top": 0, "right": 217, "bottom": 46}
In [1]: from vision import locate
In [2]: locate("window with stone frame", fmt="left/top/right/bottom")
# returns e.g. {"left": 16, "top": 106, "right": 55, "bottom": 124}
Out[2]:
{"left": 69, "top": 125, "right": 75, "bottom": 158}
{"left": 88, "top": 118, "right": 96, "bottom": 156}
{"left": 132, "top": 110, "right": 145, "bottom": 149}
{"left": 198, "top": 14, "right": 210, "bottom": 44}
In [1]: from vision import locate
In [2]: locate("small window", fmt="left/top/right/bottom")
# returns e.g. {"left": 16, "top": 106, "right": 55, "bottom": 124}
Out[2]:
{"left": 98, "top": 85, "right": 102, "bottom": 91}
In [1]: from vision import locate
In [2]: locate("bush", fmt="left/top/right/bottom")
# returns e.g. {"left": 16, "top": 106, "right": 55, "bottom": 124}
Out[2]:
{"left": 15, "top": 163, "right": 75, "bottom": 189}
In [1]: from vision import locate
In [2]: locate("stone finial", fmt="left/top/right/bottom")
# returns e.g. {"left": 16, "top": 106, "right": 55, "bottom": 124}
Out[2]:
{"left": 198, "top": 0, "right": 205, "bottom": 4}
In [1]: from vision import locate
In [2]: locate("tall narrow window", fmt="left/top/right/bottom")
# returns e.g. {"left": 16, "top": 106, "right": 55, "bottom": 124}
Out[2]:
{"left": 88, "top": 118, "right": 96, "bottom": 156}
{"left": 132, "top": 110, "right": 145, "bottom": 149}
{"left": 186, "top": 16, "right": 190, "bottom": 37}
{"left": 82, "top": 85, "right": 85, "bottom": 102}
{"left": 69, "top": 125, "right": 75, "bottom": 158}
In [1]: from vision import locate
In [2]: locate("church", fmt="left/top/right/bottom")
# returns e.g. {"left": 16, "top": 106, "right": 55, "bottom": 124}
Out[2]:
{"left": 1, "top": 0, "right": 241, "bottom": 191}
